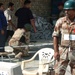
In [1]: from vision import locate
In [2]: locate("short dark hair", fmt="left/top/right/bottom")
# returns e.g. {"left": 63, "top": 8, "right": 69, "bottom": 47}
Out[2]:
{"left": 8, "top": 2, "right": 14, "bottom": 7}
{"left": 0, "top": 3, "right": 3, "bottom": 7}
{"left": 58, "top": 2, "right": 64, "bottom": 6}
{"left": 24, "top": 0, "right": 31, "bottom": 5}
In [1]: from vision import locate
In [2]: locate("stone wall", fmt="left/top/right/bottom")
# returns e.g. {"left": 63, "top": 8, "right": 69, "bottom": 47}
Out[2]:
{"left": 31, "top": 0, "right": 51, "bottom": 19}
{"left": 0, "top": 0, "right": 51, "bottom": 20}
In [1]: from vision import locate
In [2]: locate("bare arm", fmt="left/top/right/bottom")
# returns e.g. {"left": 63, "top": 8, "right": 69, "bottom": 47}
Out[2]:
{"left": 52, "top": 20, "right": 61, "bottom": 61}
{"left": 8, "top": 20, "right": 16, "bottom": 30}
{"left": 30, "top": 19, "right": 36, "bottom": 32}
{"left": 53, "top": 36, "right": 60, "bottom": 61}
{"left": 53, "top": 36, "right": 59, "bottom": 52}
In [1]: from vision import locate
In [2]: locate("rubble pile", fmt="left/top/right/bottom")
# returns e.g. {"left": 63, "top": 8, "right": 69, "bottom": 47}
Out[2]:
{"left": 30, "top": 15, "right": 54, "bottom": 41}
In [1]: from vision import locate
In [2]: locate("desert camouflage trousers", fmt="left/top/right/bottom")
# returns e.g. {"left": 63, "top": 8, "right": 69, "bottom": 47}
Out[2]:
{"left": 54, "top": 46, "right": 75, "bottom": 75}
{"left": 14, "top": 31, "right": 30, "bottom": 56}
{"left": 24, "top": 31, "right": 30, "bottom": 44}
{"left": 8, "top": 28, "right": 31, "bottom": 56}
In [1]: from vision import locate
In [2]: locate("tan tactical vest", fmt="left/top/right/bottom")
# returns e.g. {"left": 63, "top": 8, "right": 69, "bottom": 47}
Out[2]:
{"left": 60, "top": 22, "right": 75, "bottom": 48}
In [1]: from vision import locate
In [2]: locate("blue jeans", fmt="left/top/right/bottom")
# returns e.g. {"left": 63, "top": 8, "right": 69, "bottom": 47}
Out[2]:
{"left": 0, "top": 29, "right": 7, "bottom": 52}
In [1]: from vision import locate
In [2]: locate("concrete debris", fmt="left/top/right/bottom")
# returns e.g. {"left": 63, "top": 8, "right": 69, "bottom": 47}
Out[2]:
{"left": 31, "top": 15, "right": 54, "bottom": 41}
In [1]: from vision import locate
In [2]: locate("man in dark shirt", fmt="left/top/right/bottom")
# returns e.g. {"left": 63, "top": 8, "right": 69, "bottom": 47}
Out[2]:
{"left": 14, "top": 0, "right": 36, "bottom": 58}
{"left": 15, "top": 0, "right": 36, "bottom": 32}
{"left": 0, "top": 3, "right": 7, "bottom": 52}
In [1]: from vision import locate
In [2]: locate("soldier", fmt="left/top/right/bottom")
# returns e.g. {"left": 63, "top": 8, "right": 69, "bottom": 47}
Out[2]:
{"left": 52, "top": 0, "right": 75, "bottom": 75}
{"left": 15, "top": 0, "right": 36, "bottom": 58}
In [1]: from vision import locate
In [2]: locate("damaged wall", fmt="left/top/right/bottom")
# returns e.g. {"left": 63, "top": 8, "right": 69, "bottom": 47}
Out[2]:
{"left": 31, "top": 15, "right": 53, "bottom": 41}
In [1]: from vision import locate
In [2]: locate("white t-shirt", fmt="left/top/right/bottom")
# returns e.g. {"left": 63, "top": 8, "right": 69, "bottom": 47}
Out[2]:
{"left": 4, "top": 8, "right": 13, "bottom": 30}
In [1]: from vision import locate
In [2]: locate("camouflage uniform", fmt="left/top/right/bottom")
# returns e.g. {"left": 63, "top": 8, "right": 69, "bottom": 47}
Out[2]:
{"left": 53, "top": 16, "right": 75, "bottom": 75}
{"left": 9, "top": 28, "right": 30, "bottom": 56}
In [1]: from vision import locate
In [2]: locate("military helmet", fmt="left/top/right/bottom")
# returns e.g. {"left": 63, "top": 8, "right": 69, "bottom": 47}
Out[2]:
{"left": 64, "top": 0, "right": 75, "bottom": 9}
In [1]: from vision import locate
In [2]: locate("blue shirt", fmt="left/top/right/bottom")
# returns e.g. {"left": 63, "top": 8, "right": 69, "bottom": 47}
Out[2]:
{"left": 0, "top": 10, "right": 7, "bottom": 30}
